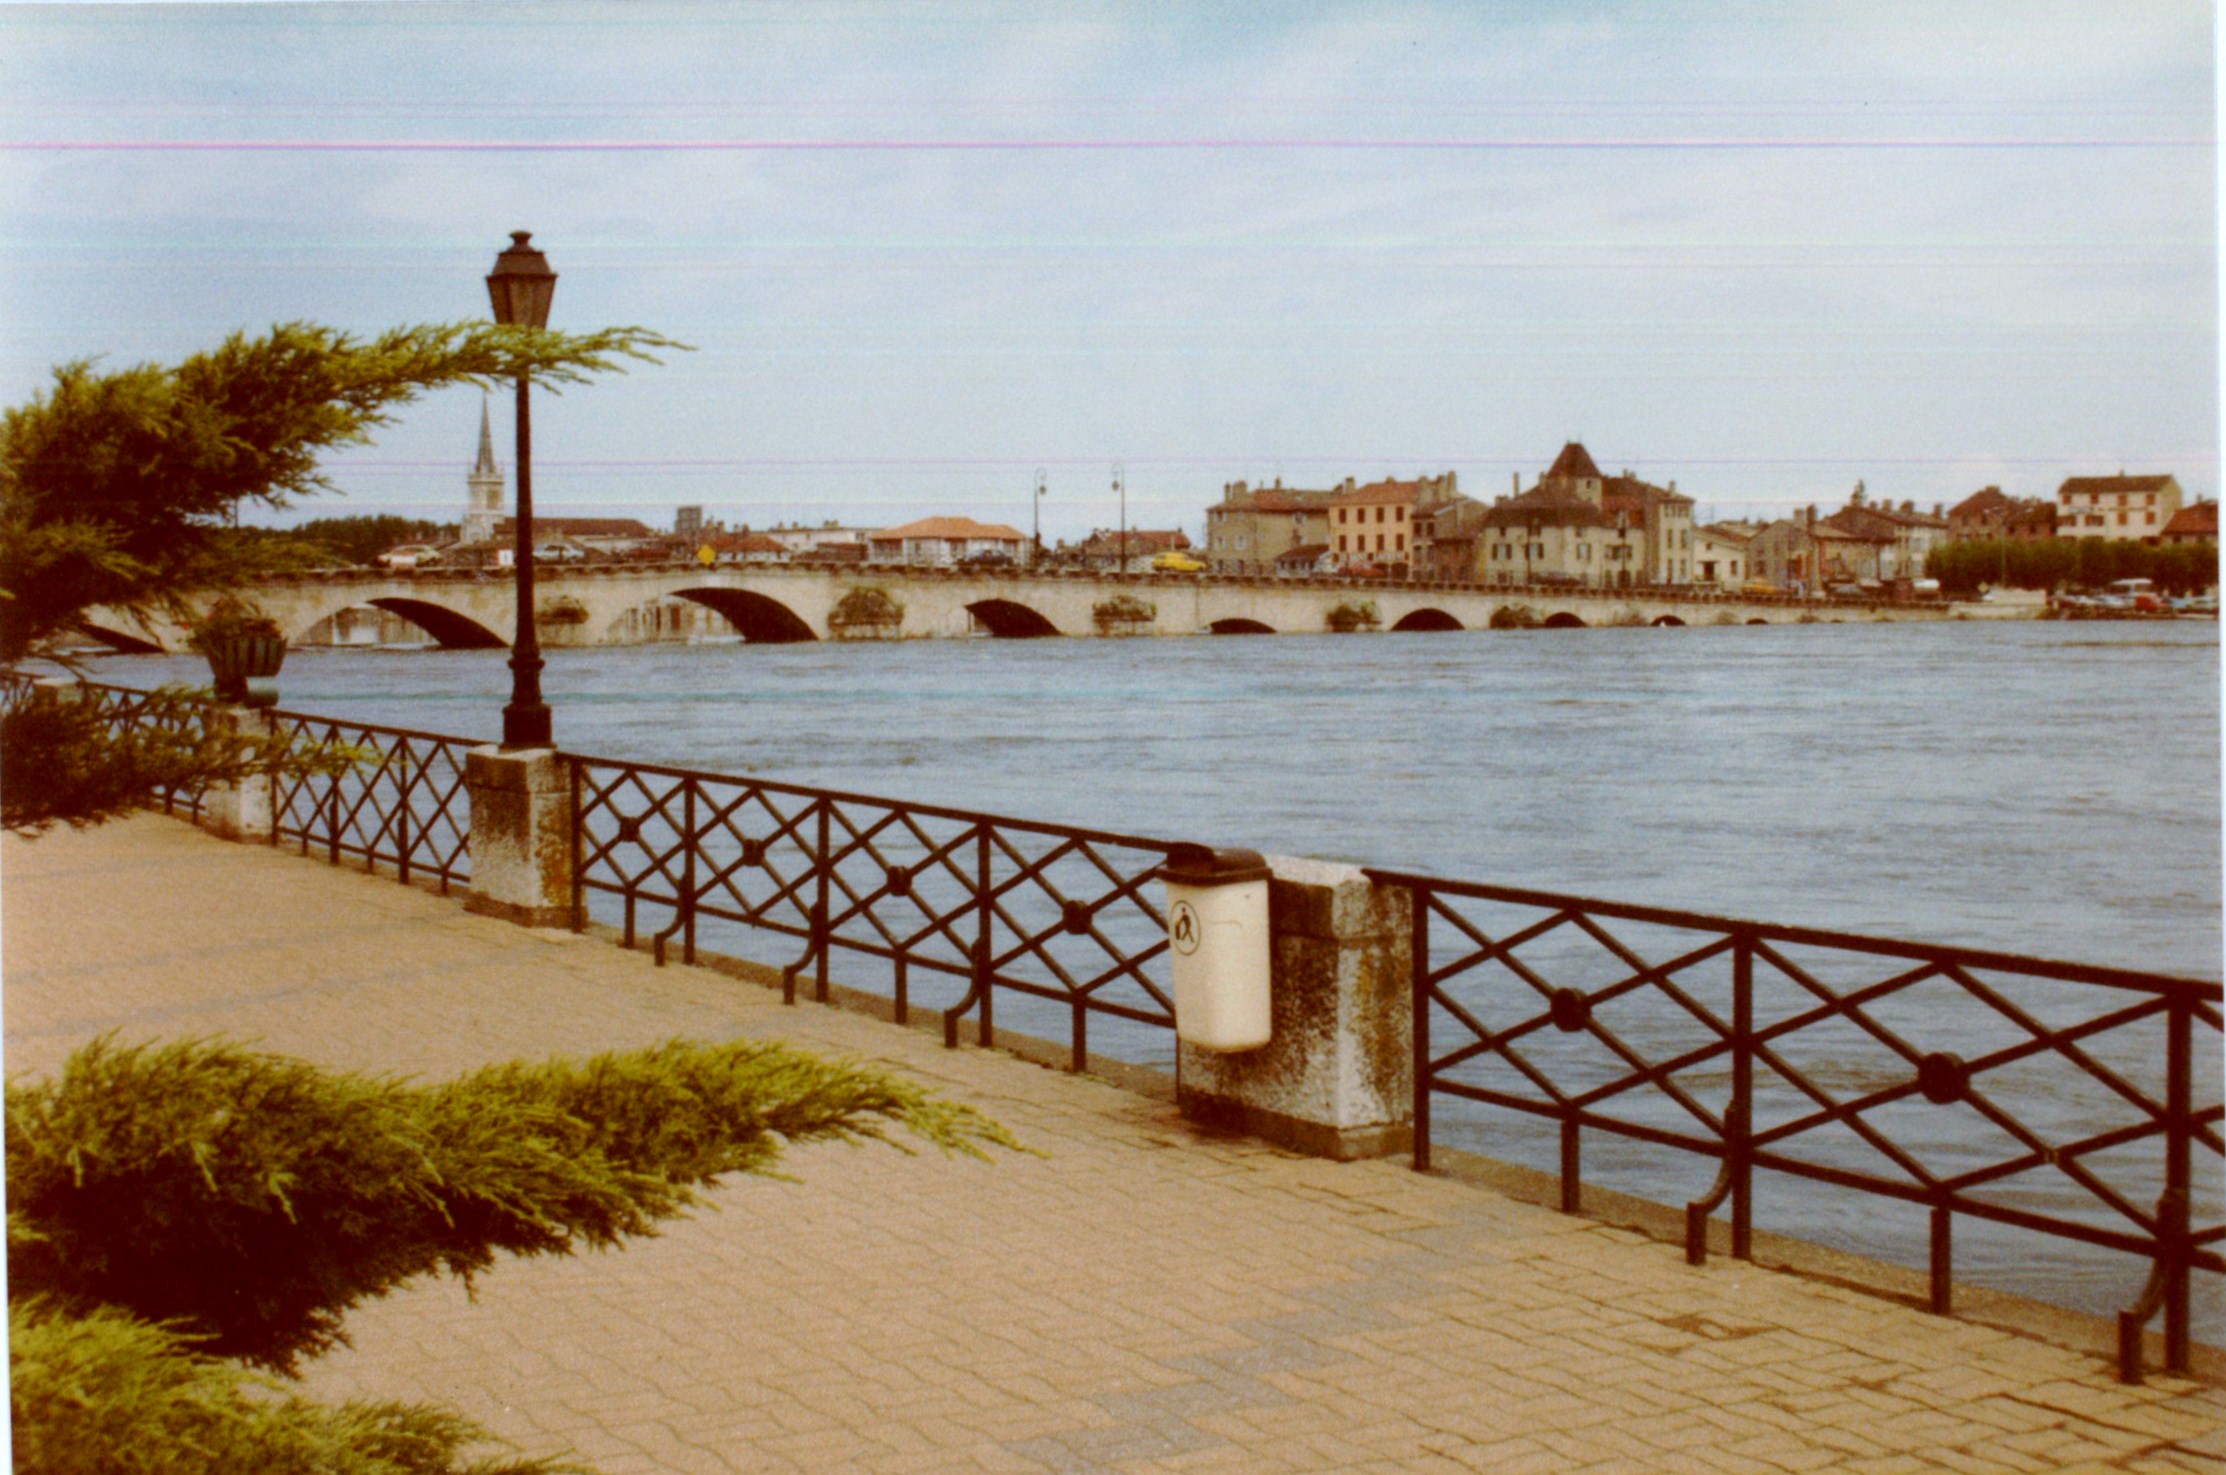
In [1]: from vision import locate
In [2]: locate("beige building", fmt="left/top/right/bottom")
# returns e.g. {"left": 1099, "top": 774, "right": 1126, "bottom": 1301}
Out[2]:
{"left": 1474, "top": 444, "right": 1697, "bottom": 587}
{"left": 1203, "top": 480, "right": 1337, "bottom": 573}
{"left": 2157, "top": 501, "right": 2217, "bottom": 547}
{"left": 1694, "top": 523, "right": 1756, "bottom": 587}
{"left": 1748, "top": 516, "right": 1887, "bottom": 590}
{"left": 866, "top": 517, "right": 1028, "bottom": 566}
{"left": 2056, "top": 473, "right": 2182, "bottom": 541}
{"left": 1822, "top": 485, "right": 1950, "bottom": 579}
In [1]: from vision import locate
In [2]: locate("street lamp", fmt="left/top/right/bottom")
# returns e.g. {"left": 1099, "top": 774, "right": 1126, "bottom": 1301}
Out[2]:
{"left": 1033, "top": 467, "right": 1047, "bottom": 568}
{"left": 486, "top": 230, "right": 557, "bottom": 749}
{"left": 1113, "top": 462, "right": 1126, "bottom": 574}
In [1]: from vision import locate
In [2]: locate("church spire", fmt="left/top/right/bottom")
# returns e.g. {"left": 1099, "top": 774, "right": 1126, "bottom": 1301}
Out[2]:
{"left": 474, "top": 393, "right": 499, "bottom": 476}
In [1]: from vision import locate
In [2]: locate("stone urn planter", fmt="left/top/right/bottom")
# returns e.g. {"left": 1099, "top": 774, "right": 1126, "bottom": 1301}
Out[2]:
{"left": 190, "top": 599, "right": 288, "bottom": 707}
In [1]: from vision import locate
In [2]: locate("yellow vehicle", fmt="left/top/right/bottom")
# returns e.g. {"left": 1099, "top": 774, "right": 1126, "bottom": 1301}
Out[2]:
{"left": 1152, "top": 551, "right": 1205, "bottom": 573}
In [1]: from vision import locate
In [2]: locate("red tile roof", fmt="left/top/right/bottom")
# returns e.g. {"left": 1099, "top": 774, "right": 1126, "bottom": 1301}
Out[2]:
{"left": 1543, "top": 442, "right": 1604, "bottom": 481}
{"left": 870, "top": 517, "right": 1027, "bottom": 542}
{"left": 2059, "top": 474, "right": 2177, "bottom": 497}
{"left": 2161, "top": 502, "right": 2217, "bottom": 538}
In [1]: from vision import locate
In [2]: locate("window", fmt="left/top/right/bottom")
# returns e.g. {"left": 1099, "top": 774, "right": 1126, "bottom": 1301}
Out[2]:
{"left": 1376, "top": 507, "right": 1386, "bottom": 524}
{"left": 1337, "top": 535, "right": 1348, "bottom": 552}
{"left": 1395, "top": 533, "right": 1405, "bottom": 551}
{"left": 2145, "top": 512, "right": 2156, "bottom": 524}
{"left": 1375, "top": 533, "right": 1386, "bottom": 552}
{"left": 1337, "top": 508, "right": 1348, "bottom": 524}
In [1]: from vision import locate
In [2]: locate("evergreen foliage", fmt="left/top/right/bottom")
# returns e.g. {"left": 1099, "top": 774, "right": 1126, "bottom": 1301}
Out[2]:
{"left": 8, "top": 1036, "right": 1017, "bottom": 1373}
{"left": 828, "top": 585, "right": 903, "bottom": 632}
{"left": 1090, "top": 594, "right": 1155, "bottom": 633}
{"left": 0, "top": 689, "right": 357, "bottom": 837}
{"left": 1924, "top": 538, "right": 2218, "bottom": 597}
{"left": 1488, "top": 604, "right": 1541, "bottom": 629}
{"left": 1, "top": 320, "right": 682, "bottom": 664}
{"left": 9, "top": 1303, "right": 576, "bottom": 1475}
{"left": 1325, "top": 600, "right": 1379, "bottom": 633}
{"left": 225, "top": 516, "right": 456, "bottom": 570}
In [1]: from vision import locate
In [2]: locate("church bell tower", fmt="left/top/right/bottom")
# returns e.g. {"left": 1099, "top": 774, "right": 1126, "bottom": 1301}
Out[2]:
{"left": 463, "top": 396, "right": 504, "bottom": 544}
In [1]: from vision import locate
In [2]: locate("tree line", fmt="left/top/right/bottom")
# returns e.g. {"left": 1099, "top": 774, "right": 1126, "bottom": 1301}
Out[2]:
{"left": 1924, "top": 538, "right": 2219, "bottom": 598}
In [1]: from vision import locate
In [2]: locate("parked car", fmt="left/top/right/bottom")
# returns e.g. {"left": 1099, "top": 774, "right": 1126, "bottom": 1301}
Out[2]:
{"left": 1341, "top": 563, "right": 1390, "bottom": 579}
{"left": 1740, "top": 580, "right": 1784, "bottom": 597}
{"left": 1152, "top": 551, "right": 1205, "bottom": 573}
{"left": 961, "top": 549, "right": 1015, "bottom": 567}
{"left": 2105, "top": 578, "right": 2167, "bottom": 613}
{"left": 1536, "top": 572, "right": 1584, "bottom": 587}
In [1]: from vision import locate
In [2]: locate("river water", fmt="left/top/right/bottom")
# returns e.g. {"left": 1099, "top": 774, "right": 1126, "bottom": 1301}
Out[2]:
{"left": 84, "top": 619, "right": 2222, "bottom": 1327}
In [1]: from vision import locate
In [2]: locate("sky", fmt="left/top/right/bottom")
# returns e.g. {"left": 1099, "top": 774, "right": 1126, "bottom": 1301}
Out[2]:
{"left": 0, "top": 1, "right": 2217, "bottom": 542}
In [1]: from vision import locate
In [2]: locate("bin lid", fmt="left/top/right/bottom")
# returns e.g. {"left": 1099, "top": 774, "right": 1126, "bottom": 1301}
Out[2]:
{"left": 1158, "top": 844, "right": 1270, "bottom": 886}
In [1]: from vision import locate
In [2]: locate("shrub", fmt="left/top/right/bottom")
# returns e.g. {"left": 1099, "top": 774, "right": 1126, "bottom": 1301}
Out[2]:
{"left": 8, "top": 1036, "right": 1017, "bottom": 1372}
{"left": 9, "top": 1303, "right": 574, "bottom": 1475}
{"left": 1488, "top": 604, "right": 1539, "bottom": 630}
{"left": 1325, "top": 600, "right": 1378, "bottom": 633}
{"left": 534, "top": 597, "right": 589, "bottom": 627}
{"left": 1091, "top": 594, "right": 1155, "bottom": 634}
{"left": 829, "top": 586, "right": 903, "bottom": 634}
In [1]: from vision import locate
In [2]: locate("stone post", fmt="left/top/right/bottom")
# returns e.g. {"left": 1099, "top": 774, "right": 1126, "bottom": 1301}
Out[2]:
{"left": 1177, "top": 856, "right": 1413, "bottom": 1160}
{"left": 464, "top": 746, "right": 574, "bottom": 928}
{"left": 198, "top": 704, "right": 276, "bottom": 842}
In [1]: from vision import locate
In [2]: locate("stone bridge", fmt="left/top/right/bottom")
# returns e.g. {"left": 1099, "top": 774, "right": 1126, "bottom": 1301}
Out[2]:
{"left": 88, "top": 563, "right": 1958, "bottom": 652}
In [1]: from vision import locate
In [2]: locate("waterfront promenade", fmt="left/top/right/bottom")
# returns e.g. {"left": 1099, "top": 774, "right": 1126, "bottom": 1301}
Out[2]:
{"left": 7, "top": 816, "right": 2221, "bottom": 1473}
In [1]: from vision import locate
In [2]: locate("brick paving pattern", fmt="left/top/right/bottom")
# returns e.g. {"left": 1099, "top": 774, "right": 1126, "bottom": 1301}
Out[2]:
{"left": 6, "top": 815, "right": 2221, "bottom": 1473}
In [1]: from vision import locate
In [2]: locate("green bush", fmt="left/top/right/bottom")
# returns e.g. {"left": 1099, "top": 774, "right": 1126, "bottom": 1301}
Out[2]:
{"left": 1325, "top": 600, "right": 1378, "bottom": 633}
{"left": 1090, "top": 594, "right": 1155, "bottom": 634}
{"left": 829, "top": 586, "right": 903, "bottom": 632}
{"left": 8, "top": 1036, "right": 1016, "bottom": 1373}
{"left": 1925, "top": 537, "right": 2219, "bottom": 597}
{"left": 1488, "top": 604, "right": 1539, "bottom": 630}
{"left": 10, "top": 1302, "right": 575, "bottom": 1475}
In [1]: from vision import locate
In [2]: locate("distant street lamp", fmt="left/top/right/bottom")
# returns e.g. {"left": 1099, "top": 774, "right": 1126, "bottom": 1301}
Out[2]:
{"left": 1113, "top": 462, "right": 1126, "bottom": 574}
{"left": 486, "top": 230, "right": 557, "bottom": 749}
{"left": 1033, "top": 467, "right": 1047, "bottom": 568}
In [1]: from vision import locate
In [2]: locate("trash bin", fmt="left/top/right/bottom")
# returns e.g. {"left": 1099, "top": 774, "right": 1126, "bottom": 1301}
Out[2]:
{"left": 1159, "top": 843, "right": 1272, "bottom": 1051}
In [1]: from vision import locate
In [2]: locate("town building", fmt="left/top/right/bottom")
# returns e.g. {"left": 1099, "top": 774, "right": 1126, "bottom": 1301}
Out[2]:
{"left": 1411, "top": 497, "right": 1490, "bottom": 581}
{"left": 1073, "top": 528, "right": 1193, "bottom": 572}
{"left": 763, "top": 521, "right": 872, "bottom": 556}
{"left": 486, "top": 517, "right": 663, "bottom": 562}
{"left": 2158, "top": 500, "right": 2218, "bottom": 547}
{"left": 1203, "top": 480, "right": 1339, "bottom": 574}
{"left": 866, "top": 517, "right": 1027, "bottom": 566}
{"left": 1822, "top": 484, "right": 1950, "bottom": 580}
{"left": 2056, "top": 473, "right": 2183, "bottom": 541}
{"left": 1948, "top": 486, "right": 2056, "bottom": 542}
{"left": 1694, "top": 523, "right": 1756, "bottom": 587}
{"left": 691, "top": 532, "right": 789, "bottom": 565}
{"left": 1473, "top": 445, "right": 1695, "bottom": 587}
{"left": 1325, "top": 473, "right": 1458, "bottom": 572}
{"left": 1748, "top": 514, "right": 1887, "bottom": 590}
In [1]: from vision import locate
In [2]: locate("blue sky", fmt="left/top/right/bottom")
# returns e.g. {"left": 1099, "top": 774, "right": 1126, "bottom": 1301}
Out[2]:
{"left": 1, "top": 1, "right": 2216, "bottom": 540}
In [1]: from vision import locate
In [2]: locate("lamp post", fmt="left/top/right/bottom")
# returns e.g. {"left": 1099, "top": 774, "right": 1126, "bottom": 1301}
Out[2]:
{"left": 1033, "top": 467, "right": 1047, "bottom": 568}
{"left": 1113, "top": 461, "right": 1126, "bottom": 574}
{"left": 486, "top": 230, "right": 558, "bottom": 748}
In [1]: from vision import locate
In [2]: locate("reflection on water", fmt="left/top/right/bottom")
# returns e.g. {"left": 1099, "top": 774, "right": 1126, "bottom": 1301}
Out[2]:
{"left": 86, "top": 619, "right": 2221, "bottom": 1326}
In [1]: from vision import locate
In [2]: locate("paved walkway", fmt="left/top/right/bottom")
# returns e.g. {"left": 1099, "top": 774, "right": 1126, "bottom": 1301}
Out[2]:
{"left": 6, "top": 816, "right": 2221, "bottom": 1474}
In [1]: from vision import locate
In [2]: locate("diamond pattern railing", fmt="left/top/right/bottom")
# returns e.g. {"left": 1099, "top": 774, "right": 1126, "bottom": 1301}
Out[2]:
{"left": 1368, "top": 869, "right": 2224, "bottom": 1384}
{"left": 570, "top": 754, "right": 1180, "bottom": 1070}
{"left": 264, "top": 710, "right": 478, "bottom": 891}
{"left": 78, "top": 680, "right": 221, "bottom": 823}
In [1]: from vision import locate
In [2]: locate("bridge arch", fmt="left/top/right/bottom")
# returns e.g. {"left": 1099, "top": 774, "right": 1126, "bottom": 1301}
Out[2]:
{"left": 1207, "top": 618, "right": 1275, "bottom": 635}
{"left": 355, "top": 598, "right": 506, "bottom": 650}
{"left": 1650, "top": 614, "right": 1686, "bottom": 627}
{"left": 967, "top": 599, "right": 1061, "bottom": 638}
{"left": 1541, "top": 611, "right": 1588, "bottom": 628}
{"left": 674, "top": 588, "right": 818, "bottom": 643}
{"left": 1390, "top": 608, "right": 1462, "bottom": 633}
{"left": 74, "top": 620, "right": 166, "bottom": 654}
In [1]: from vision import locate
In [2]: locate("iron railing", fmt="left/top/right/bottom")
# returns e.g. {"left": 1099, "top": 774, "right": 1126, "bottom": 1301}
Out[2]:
{"left": 69, "top": 680, "right": 481, "bottom": 888}
{"left": 568, "top": 753, "right": 1180, "bottom": 1069}
{"left": 1368, "top": 869, "right": 2223, "bottom": 1384}
{"left": 262, "top": 708, "right": 479, "bottom": 890}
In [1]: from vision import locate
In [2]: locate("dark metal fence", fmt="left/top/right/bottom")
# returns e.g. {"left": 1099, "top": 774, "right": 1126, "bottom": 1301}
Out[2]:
{"left": 262, "top": 708, "right": 479, "bottom": 890}
{"left": 567, "top": 752, "right": 1181, "bottom": 1069}
{"left": 66, "top": 680, "right": 480, "bottom": 888}
{"left": 1368, "top": 869, "right": 2224, "bottom": 1383}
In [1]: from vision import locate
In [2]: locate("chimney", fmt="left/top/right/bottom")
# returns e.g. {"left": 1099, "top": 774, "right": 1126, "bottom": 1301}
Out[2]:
{"left": 1512, "top": 471, "right": 1521, "bottom": 496}
{"left": 1668, "top": 479, "right": 1677, "bottom": 495}
{"left": 1902, "top": 499, "right": 1914, "bottom": 514}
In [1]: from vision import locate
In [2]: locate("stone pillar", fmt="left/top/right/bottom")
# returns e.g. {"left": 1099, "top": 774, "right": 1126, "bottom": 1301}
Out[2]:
{"left": 464, "top": 746, "right": 574, "bottom": 928}
{"left": 199, "top": 704, "right": 276, "bottom": 842}
{"left": 1177, "top": 856, "right": 1413, "bottom": 1160}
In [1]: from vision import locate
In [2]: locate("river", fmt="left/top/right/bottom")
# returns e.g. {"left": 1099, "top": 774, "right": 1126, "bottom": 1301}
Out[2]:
{"left": 83, "top": 619, "right": 2222, "bottom": 1328}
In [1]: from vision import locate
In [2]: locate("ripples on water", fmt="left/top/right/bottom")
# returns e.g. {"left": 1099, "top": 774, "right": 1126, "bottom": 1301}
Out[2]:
{"left": 87, "top": 620, "right": 2222, "bottom": 1327}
